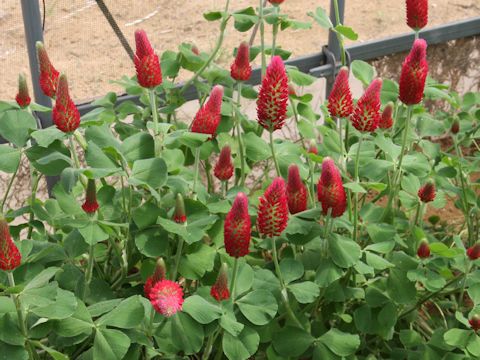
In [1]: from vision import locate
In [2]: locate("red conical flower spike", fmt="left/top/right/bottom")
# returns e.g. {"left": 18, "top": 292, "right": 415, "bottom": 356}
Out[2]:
{"left": 287, "top": 164, "right": 308, "bottom": 214}
{"left": 257, "top": 177, "right": 289, "bottom": 238}
{"left": 351, "top": 78, "right": 383, "bottom": 133}
{"left": 144, "top": 258, "right": 167, "bottom": 298}
{"left": 82, "top": 179, "right": 99, "bottom": 214}
{"left": 328, "top": 67, "right": 353, "bottom": 118}
{"left": 36, "top": 42, "right": 59, "bottom": 98}
{"left": 307, "top": 139, "right": 318, "bottom": 155}
{"left": 231, "top": 42, "right": 252, "bottom": 82}
{"left": 417, "top": 240, "right": 430, "bottom": 259}
{"left": 191, "top": 85, "right": 224, "bottom": 137}
{"left": 379, "top": 102, "right": 394, "bottom": 129}
{"left": 211, "top": 263, "right": 230, "bottom": 301}
{"left": 134, "top": 30, "right": 162, "bottom": 88}
{"left": 269, "top": 0, "right": 285, "bottom": 4}
{"left": 15, "top": 74, "right": 31, "bottom": 108}
{"left": 467, "top": 243, "right": 480, "bottom": 261}
{"left": 214, "top": 146, "right": 234, "bottom": 181}
{"left": 173, "top": 193, "right": 187, "bottom": 224}
{"left": 149, "top": 279, "right": 184, "bottom": 317}
{"left": 224, "top": 192, "right": 251, "bottom": 258}
{"left": 257, "top": 56, "right": 289, "bottom": 131}
{"left": 191, "top": 45, "right": 200, "bottom": 56}
{"left": 399, "top": 39, "right": 428, "bottom": 105}
{"left": 52, "top": 74, "right": 80, "bottom": 133}
{"left": 470, "top": 315, "right": 480, "bottom": 332}
{"left": 317, "top": 157, "right": 347, "bottom": 218}
{"left": 418, "top": 181, "right": 436, "bottom": 203}
{"left": 451, "top": 119, "right": 460, "bottom": 135}
{"left": 0, "top": 217, "right": 21, "bottom": 271}
{"left": 406, "top": 0, "right": 428, "bottom": 31}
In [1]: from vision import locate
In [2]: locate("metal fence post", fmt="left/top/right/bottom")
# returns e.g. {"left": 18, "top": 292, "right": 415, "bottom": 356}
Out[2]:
{"left": 20, "top": 0, "right": 58, "bottom": 194}
{"left": 326, "top": 0, "right": 345, "bottom": 95}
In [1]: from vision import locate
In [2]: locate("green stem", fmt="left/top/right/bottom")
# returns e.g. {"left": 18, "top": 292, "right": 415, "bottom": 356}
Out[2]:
{"left": 271, "top": 6, "right": 279, "bottom": 58}
{"left": 269, "top": 130, "right": 281, "bottom": 176}
{"left": 271, "top": 237, "right": 304, "bottom": 329}
{"left": 384, "top": 106, "right": 412, "bottom": 220}
{"left": 192, "top": 148, "right": 201, "bottom": 197}
{"left": 230, "top": 258, "right": 239, "bottom": 303}
{"left": 27, "top": 172, "right": 41, "bottom": 239}
{"left": 148, "top": 306, "right": 156, "bottom": 337}
{"left": 83, "top": 244, "right": 95, "bottom": 301}
{"left": 222, "top": 181, "right": 228, "bottom": 198}
{"left": 352, "top": 136, "right": 363, "bottom": 243}
{"left": 8, "top": 273, "right": 36, "bottom": 360}
{"left": 458, "top": 263, "right": 472, "bottom": 310}
{"left": 308, "top": 160, "right": 316, "bottom": 208}
{"left": 171, "top": 236, "right": 185, "bottom": 281}
{"left": 259, "top": 0, "right": 266, "bottom": 77}
{"left": 235, "top": 82, "right": 247, "bottom": 186}
{"left": 180, "top": 0, "right": 231, "bottom": 94}
{"left": 332, "top": 0, "right": 346, "bottom": 66}
{"left": 1, "top": 161, "right": 19, "bottom": 212}
{"left": 149, "top": 89, "right": 161, "bottom": 156}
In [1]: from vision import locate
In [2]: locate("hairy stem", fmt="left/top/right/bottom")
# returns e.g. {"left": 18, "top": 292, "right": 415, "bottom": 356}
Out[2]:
{"left": 171, "top": 236, "right": 185, "bottom": 281}
{"left": 1, "top": 161, "right": 19, "bottom": 212}
{"left": 269, "top": 130, "right": 281, "bottom": 176}
{"left": 230, "top": 258, "right": 240, "bottom": 303}
{"left": 353, "top": 135, "right": 363, "bottom": 243}
{"left": 236, "top": 82, "right": 247, "bottom": 186}
{"left": 193, "top": 148, "right": 201, "bottom": 197}
{"left": 259, "top": 0, "right": 266, "bottom": 76}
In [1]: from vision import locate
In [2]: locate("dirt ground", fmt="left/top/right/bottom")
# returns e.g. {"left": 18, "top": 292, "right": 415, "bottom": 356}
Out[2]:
{"left": 1, "top": 0, "right": 479, "bottom": 101}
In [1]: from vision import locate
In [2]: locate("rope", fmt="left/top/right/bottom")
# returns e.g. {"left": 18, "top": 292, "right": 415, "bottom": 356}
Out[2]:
{"left": 94, "top": 0, "right": 135, "bottom": 61}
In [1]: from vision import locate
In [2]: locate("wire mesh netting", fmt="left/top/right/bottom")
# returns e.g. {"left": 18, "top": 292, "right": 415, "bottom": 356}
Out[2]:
{"left": 1, "top": 0, "right": 479, "bottom": 102}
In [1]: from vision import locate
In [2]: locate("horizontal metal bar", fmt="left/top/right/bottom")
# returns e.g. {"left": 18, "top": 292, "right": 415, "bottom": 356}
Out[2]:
{"left": 310, "top": 16, "right": 480, "bottom": 77}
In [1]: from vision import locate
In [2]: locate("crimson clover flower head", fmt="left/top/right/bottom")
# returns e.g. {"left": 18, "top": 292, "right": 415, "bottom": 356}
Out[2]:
{"left": 0, "top": 217, "right": 21, "bottom": 271}
{"left": 317, "top": 157, "right": 347, "bottom": 218}
{"left": 144, "top": 258, "right": 167, "bottom": 298}
{"left": 211, "top": 263, "right": 230, "bottom": 301}
{"left": 231, "top": 42, "right": 252, "bottom": 81}
{"left": 467, "top": 243, "right": 480, "bottom": 261}
{"left": 257, "top": 56, "right": 289, "bottom": 131}
{"left": 149, "top": 279, "right": 184, "bottom": 317}
{"left": 214, "top": 145, "right": 234, "bottom": 181}
{"left": 418, "top": 180, "right": 436, "bottom": 203}
{"left": 470, "top": 315, "right": 480, "bottom": 332}
{"left": 451, "top": 119, "right": 460, "bottom": 135}
{"left": 52, "top": 74, "right": 80, "bottom": 133}
{"left": 399, "top": 39, "right": 428, "bottom": 105}
{"left": 82, "top": 179, "right": 99, "bottom": 214}
{"left": 15, "top": 73, "right": 31, "bottom": 108}
{"left": 350, "top": 78, "right": 383, "bottom": 133}
{"left": 173, "top": 193, "right": 187, "bottom": 224}
{"left": 134, "top": 30, "right": 162, "bottom": 88}
{"left": 36, "top": 42, "right": 59, "bottom": 98}
{"left": 287, "top": 164, "right": 308, "bottom": 214}
{"left": 191, "top": 85, "right": 224, "bottom": 137}
{"left": 379, "top": 102, "right": 394, "bottom": 129}
{"left": 417, "top": 240, "right": 430, "bottom": 259}
{"left": 406, "top": 0, "right": 428, "bottom": 31}
{"left": 328, "top": 67, "right": 353, "bottom": 118}
{"left": 257, "top": 177, "right": 289, "bottom": 238}
{"left": 224, "top": 192, "right": 251, "bottom": 258}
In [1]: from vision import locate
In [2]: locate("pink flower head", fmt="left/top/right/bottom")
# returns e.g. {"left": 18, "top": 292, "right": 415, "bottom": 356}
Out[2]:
{"left": 257, "top": 56, "right": 289, "bottom": 131}
{"left": 328, "top": 67, "right": 353, "bottom": 118}
{"left": 15, "top": 74, "right": 31, "bottom": 108}
{"left": 287, "top": 164, "right": 308, "bottom": 214}
{"left": 379, "top": 102, "right": 394, "bottom": 129}
{"left": 36, "top": 42, "right": 59, "bottom": 98}
{"left": 173, "top": 193, "right": 187, "bottom": 224}
{"left": 467, "top": 243, "right": 480, "bottom": 261}
{"left": 231, "top": 42, "right": 252, "bottom": 81}
{"left": 224, "top": 192, "right": 251, "bottom": 258}
{"left": 399, "top": 39, "right": 428, "bottom": 105}
{"left": 82, "top": 179, "right": 99, "bottom": 214}
{"left": 406, "top": 0, "right": 428, "bottom": 31}
{"left": 418, "top": 181, "right": 436, "bottom": 203}
{"left": 257, "top": 178, "right": 289, "bottom": 238}
{"left": 417, "top": 240, "right": 430, "bottom": 259}
{"left": 134, "top": 30, "right": 162, "bottom": 88}
{"left": 0, "top": 218, "right": 21, "bottom": 271}
{"left": 144, "top": 258, "right": 167, "bottom": 298}
{"left": 350, "top": 78, "right": 383, "bottom": 133}
{"left": 211, "top": 263, "right": 230, "bottom": 301}
{"left": 214, "top": 145, "right": 234, "bottom": 181}
{"left": 191, "top": 85, "right": 224, "bottom": 137}
{"left": 317, "top": 157, "right": 347, "bottom": 218}
{"left": 149, "top": 279, "right": 184, "bottom": 317}
{"left": 52, "top": 74, "right": 80, "bottom": 133}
